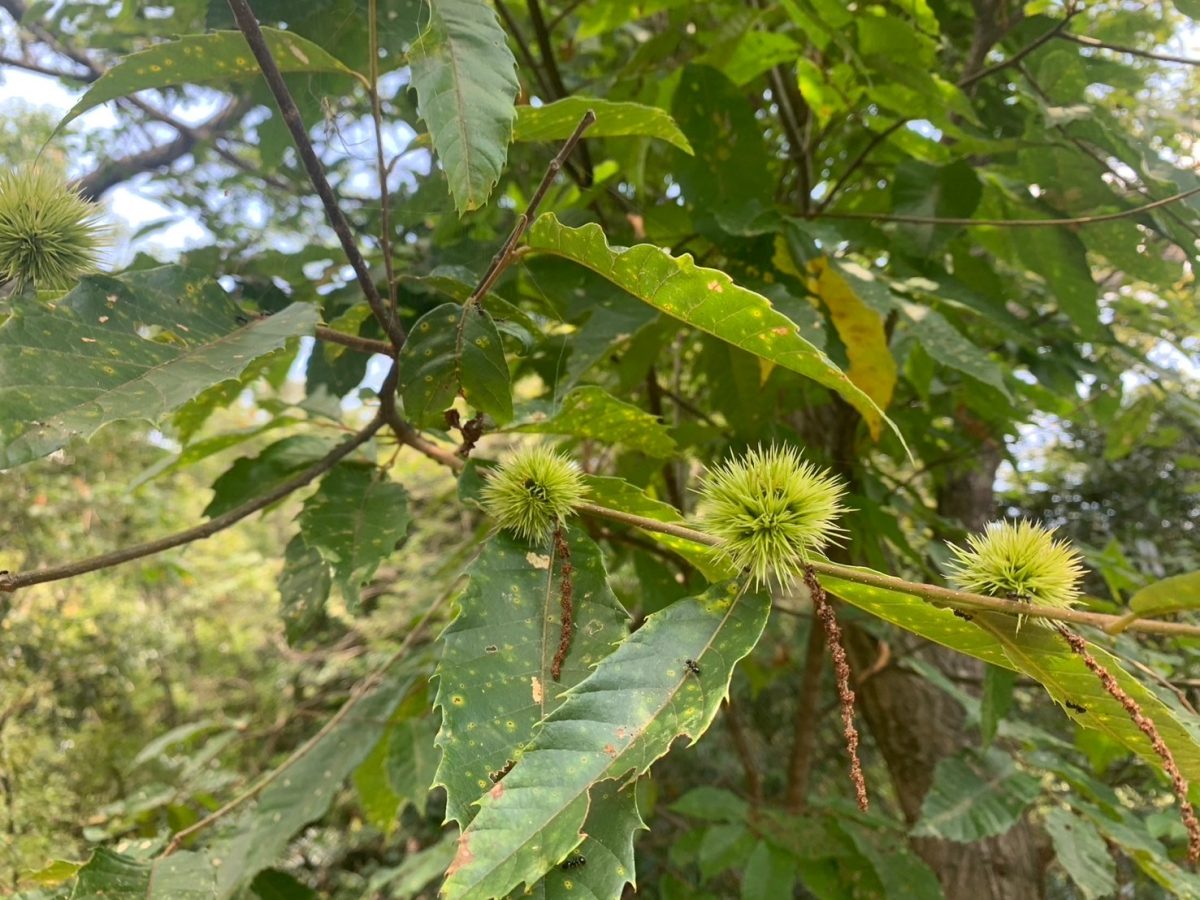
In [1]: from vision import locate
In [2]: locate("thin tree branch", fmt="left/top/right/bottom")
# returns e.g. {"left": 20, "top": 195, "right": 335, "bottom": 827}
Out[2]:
{"left": 546, "top": 0, "right": 587, "bottom": 32}
{"left": 957, "top": 6, "right": 1081, "bottom": 89}
{"left": 0, "top": 52, "right": 93, "bottom": 82}
{"left": 466, "top": 110, "right": 595, "bottom": 306}
{"left": 162, "top": 586, "right": 450, "bottom": 854}
{"left": 816, "top": 119, "right": 907, "bottom": 214}
{"left": 525, "top": 0, "right": 568, "bottom": 98}
{"left": 645, "top": 368, "right": 685, "bottom": 511}
{"left": 225, "top": 0, "right": 407, "bottom": 349}
{"left": 76, "top": 99, "right": 249, "bottom": 200}
{"left": 0, "top": 417, "right": 383, "bottom": 594}
{"left": 314, "top": 325, "right": 394, "bottom": 356}
{"left": 1057, "top": 31, "right": 1200, "bottom": 68}
{"left": 809, "top": 185, "right": 1200, "bottom": 228}
{"left": 368, "top": 0, "right": 399, "bottom": 323}
{"left": 377, "top": 423, "right": 1200, "bottom": 639}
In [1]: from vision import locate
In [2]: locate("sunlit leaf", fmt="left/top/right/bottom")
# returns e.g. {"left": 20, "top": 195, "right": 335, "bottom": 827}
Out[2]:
{"left": 514, "top": 97, "right": 692, "bottom": 153}
{"left": 821, "top": 573, "right": 1200, "bottom": 784}
{"left": 1129, "top": 571, "right": 1200, "bottom": 619}
{"left": 525, "top": 215, "right": 901, "bottom": 444}
{"left": 510, "top": 385, "right": 676, "bottom": 458}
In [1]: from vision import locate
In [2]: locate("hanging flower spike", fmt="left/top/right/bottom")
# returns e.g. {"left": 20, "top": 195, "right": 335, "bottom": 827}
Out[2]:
{"left": 481, "top": 446, "right": 588, "bottom": 542}
{"left": 0, "top": 165, "right": 109, "bottom": 291}
{"left": 698, "top": 444, "right": 848, "bottom": 587}
{"left": 947, "top": 519, "right": 1085, "bottom": 628}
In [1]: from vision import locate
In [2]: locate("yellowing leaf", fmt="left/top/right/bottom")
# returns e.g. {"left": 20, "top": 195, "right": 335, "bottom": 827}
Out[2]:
{"left": 808, "top": 257, "right": 897, "bottom": 411}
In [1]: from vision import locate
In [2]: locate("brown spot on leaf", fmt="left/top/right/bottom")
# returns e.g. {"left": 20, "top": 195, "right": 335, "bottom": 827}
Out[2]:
{"left": 446, "top": 832, "right": 475, "bottom": 877}
{"left": 531, "top": 676, "right": 544, "bottom": 704}
{"left": 603, "top": 743, "right": 617, "bottom": 757}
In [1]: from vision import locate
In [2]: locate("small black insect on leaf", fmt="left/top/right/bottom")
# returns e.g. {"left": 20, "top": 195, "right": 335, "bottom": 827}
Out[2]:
{"left": 952, "top": 609, "right": 974, "bottom": 621}
{"left": 684, "top": 658, "right": 701, "bottom": 677}
{"left": 1065, "top": 700, "right": 1087, "bottom": 714}
{"left": 560, "top": 854, "right": 586, "bottom": 870}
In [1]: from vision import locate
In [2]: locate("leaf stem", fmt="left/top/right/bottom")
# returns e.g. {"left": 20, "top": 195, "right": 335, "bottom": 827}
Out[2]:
{"left": 224, "top": 0, "right": 406, "bottom": 348}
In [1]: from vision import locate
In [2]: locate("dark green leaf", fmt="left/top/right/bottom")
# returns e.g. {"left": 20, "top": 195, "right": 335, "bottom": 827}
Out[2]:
{"left": 297, "top": 464, "right": 411, "bottom": 608}
{"left": 249, "top": 869, "right": 317, "bottom": 900}
{"left": 396, "top": 302, "right": 513, "bottom": 429}
{"left": 277, "top": 535, "right": 332, "bottom": 645}
{"left": 979, "top": 664, "right": 1016, "bottom": 747}
{"left": 205, "top": 435, "right": 338, "bottom": 518}
{"left": 741, "top": 839, "right": 798, "bottom": 900}
{"left": 671, "top": 65, "right": 776, "bottom": 235}
{"left": 891, "top": 160, "right": 981, "bottom": 255}
{"left": 0, "top": 268, "right": 316, "bottom": 469}
{"left": 386, "top": 716, "right": 439, "bottom": 817}
{"left": 525, "top": 215, "right": 901, "bottom": 444}
{"left": 901, "top": 303, "right": 1010, "bottom": 398}
{"left": 409, "top": 0, "right": 519, "bottom": 213}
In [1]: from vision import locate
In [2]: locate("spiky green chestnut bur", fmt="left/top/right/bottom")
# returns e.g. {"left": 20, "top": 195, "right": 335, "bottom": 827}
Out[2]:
{"left": 0, "top": 165, "right": 108, "bottom": 291}
{"left": 697, "top": 444, "right": 848, "bottom": 587}
{"left": 947, "top": 519, "right": 1085, "bottom": 627}
{"left": 480, "top": 446, "right": 588, "bottom": 542}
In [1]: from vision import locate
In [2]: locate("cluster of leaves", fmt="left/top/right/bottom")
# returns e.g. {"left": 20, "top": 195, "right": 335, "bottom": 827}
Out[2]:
{"left": 1, "top": 0, "right": 1199, "bottom": 898}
